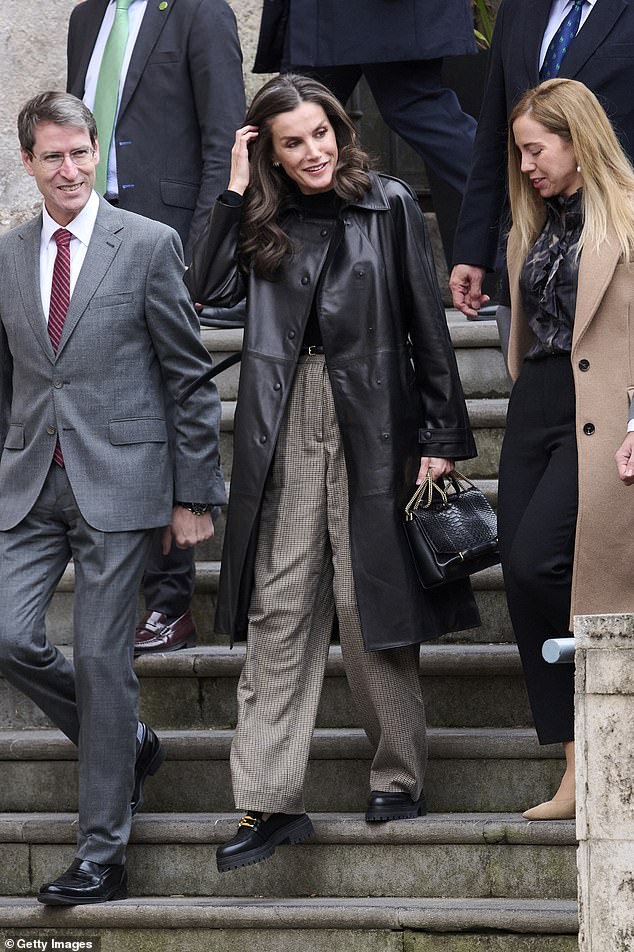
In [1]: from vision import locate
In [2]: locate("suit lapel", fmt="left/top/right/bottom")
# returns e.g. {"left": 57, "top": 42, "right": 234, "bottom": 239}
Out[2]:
{"left": 14, "top": 216, "right": 56, "bottom": 362}
{"left": 573, "top": 229, "right": 621, "bottom": 348}
{"left": 561, "top": 0, "right": 627, "bottom": 78}
{"left": 56, "top": 200, "right": 123, "bottom": 357}
{"left": 522, "top": 0, "right": 553, "bottom": 83}
{"left": 117, "top": 0, "right": 175, "bottom": 120}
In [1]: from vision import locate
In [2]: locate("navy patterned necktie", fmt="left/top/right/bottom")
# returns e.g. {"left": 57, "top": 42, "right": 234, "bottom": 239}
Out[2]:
{"left": 540, "top": 0, "right": 586, "bottom": 80}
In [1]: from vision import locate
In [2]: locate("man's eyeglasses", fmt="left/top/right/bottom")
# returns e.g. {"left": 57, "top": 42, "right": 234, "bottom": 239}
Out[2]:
{"left": 30, "top": 148, "right": 96, "bottom": 170}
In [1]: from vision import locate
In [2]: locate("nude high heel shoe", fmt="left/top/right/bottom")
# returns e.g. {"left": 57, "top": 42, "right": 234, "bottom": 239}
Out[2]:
{"left": 522, "top": 798, "right": 576, "bottom": 820}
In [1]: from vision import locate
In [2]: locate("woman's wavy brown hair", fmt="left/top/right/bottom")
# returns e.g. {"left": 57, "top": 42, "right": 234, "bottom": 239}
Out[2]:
{"left": 241, "top": 73, "right": 372, "bottom": 279}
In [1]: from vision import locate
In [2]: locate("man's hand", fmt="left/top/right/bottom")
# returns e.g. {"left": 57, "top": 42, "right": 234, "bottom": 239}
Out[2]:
{"left": 449, "top": 264, "right": 490, "bottom": 318}
{"left": 416, "top": 457, "right": 455, "bottom": 485}
{"left": 615, "top": 432, "right": 634, "bottom": 485}
{"left": 161, "top": 507, "right": 214, "bottom": 554}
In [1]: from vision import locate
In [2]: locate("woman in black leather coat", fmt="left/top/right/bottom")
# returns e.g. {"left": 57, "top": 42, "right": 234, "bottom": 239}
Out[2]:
{"left": 186, "top": 74, "right": 479, "bottom": 872}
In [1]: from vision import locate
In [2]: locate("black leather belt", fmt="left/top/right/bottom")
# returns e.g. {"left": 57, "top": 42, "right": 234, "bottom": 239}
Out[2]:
{"left": 299, "top": 345, "right": 325, "bottom": 355}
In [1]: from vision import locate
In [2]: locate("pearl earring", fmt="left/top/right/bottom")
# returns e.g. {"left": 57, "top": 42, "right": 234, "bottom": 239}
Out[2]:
{"left": 576, "top": 164, "right": 581, "bottom": 173}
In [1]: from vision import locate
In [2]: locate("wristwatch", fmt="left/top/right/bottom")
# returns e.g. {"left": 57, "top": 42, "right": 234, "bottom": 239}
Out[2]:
{"left": 175, "top": 501, "right": 211, "bottom": 515}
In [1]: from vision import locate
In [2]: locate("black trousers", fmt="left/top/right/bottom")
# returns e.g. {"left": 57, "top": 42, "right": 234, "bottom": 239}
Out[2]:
{"left": 497, "top": 356, "right": 577, "bottom": 745}
{"left": 142, "top": 534, "right": 195, "bottom": 618}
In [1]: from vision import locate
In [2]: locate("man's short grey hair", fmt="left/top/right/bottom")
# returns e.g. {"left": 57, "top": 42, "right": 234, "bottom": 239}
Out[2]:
{"left": 18, "top": 91, "right": 98, "bottom": 154}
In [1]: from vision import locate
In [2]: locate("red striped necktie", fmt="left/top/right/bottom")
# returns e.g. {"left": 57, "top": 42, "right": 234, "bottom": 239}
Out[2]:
{"left": 49, "top": 227, "right": 72, "bottom": 466}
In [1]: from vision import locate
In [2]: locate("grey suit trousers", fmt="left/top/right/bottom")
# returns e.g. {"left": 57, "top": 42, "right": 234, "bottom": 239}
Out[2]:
{"left": 0, "top": 464, "right": 152, "bottom": 864}
{"left": 230, "top": 356, "right": 428, "bottom": 813}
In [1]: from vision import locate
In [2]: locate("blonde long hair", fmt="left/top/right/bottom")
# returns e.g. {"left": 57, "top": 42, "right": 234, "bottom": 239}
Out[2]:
{"left": 508, "top": 79, "right": 634, "bottom": 261}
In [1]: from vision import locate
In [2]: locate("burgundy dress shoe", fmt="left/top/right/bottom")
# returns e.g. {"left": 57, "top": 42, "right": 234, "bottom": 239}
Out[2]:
{"left": 132, "top": 722, "right": 165, "bottom": 815}
{"left": 37, "top": 858, "right": 127, "bottom": 905}
{"left": 134, "top": 608, "right": 197, "bottom": 654}
{"left": 365, "top": 791, "right": 427, "bottom": 822}
{"left": 216, "top": 812, "right": 315, "bottom": 872}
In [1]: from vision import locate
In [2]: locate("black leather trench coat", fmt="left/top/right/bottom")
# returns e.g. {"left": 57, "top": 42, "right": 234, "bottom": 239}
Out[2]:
{"left": 186, "top": 173, "right": 480, "bottom": 650}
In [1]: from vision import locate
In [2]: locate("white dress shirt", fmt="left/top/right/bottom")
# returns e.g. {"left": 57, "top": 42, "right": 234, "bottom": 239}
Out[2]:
{"left": 82, "top": 0, "right": 148, "bottom": 198}
{"left": 40, "top": 190, "right": 100, "bottom": 321}
{"left": 540, "top": 0, "right": 597, "bottom": 69}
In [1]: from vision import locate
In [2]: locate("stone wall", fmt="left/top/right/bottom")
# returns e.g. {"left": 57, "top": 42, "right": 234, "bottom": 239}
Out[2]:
{"left": 575, "top": 613, "right": 634, "bottom": 952}
{"left": 0, "top": 0, "right": 264, "bottom": 232}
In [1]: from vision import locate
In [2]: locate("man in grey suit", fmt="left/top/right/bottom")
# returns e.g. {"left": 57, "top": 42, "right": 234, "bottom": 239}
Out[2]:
{"left": 67, "top": 0, "right": 245, "bottom": 653}
{"left": 0, "top": 91, "right": 225, "bottom": 904}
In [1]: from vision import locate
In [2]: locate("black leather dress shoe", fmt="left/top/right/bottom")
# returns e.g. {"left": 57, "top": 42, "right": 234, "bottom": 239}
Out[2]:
{"left": 37, "top": 859, "right": 127, "bottom": 905}
{"left": 216, "top": 811, "right": 315, "bottom": 872}
{"left": 365, "top": 791, "right": 427, "bottom": 822}
{"left": 134, "top": 609, "right": 197, "bottom": 655}
{"left": 132, "top": 722, "right": 165, "bottom": 815}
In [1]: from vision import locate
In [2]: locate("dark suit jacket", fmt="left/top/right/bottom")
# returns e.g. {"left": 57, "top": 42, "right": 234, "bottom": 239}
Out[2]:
{"left": 254, "top": 0, "right": 476, "bottom": 72}
{"left": 453, "top": 0, "right": 634, "bottom": 271}
{"left": 67, "top": 0, "right": 245, "bottom": 260}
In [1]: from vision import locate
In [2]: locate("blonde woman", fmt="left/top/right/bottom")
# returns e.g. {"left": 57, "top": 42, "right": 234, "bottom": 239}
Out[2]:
{"left": 499, "top": 78, "right": 634, "bottom": 820}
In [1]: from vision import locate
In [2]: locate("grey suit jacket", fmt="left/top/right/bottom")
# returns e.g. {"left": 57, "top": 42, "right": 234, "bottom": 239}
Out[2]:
{"left": 67, "top": 0, "right": 245, "bottom": 260}
{"left": 0, "top": 198, "right": 225, "bottom": 532}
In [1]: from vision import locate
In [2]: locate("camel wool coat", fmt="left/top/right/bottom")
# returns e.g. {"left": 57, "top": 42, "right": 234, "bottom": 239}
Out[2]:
{"left": 507, "top": 226, "right": 634, "bottom": 625}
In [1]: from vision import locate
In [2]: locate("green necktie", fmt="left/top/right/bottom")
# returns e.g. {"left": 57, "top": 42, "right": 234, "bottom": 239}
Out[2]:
{"left": 92, "top": 0, "right": 133, "bottom": 195}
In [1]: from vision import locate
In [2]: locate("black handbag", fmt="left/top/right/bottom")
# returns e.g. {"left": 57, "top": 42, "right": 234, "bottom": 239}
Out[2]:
{"left": 403, "top": 471, "right": 500, "bottom": 589}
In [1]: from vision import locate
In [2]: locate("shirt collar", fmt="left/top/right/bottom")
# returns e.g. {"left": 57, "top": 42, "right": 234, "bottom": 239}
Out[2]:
{"left": 41, "top": 189, "right": 100, "bottom": 247}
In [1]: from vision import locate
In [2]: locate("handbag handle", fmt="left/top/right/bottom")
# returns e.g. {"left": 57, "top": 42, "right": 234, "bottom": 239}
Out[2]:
{"left": 404, "top": 469, "right": 478, "bottom": 519}
{"left": 404, "top": 473, "right": 447, "bottom": 518}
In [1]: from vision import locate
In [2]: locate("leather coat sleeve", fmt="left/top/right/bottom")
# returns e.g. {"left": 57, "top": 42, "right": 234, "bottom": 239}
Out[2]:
{"left": 451, "top": 0, "right": 510, "bottom": 271}
{"left": 184, "top": 199, "right": 247, "bottom": 307}
{"left": 390, "top": 183, "right": 477, "bottom": 461}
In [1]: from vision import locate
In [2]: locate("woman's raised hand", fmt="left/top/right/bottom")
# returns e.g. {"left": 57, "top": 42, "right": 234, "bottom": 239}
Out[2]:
{"left": 228, "top": 125, "right": 259, "bottom": 196}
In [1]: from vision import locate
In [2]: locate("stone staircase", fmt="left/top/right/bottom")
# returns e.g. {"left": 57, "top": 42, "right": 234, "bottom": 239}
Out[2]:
{"left": 0, "top": 314, "right": 579, "bottom": 951}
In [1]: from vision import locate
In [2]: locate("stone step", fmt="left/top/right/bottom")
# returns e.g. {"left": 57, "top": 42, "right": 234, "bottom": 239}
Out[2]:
{"left": 201, "top": 313, "right": 510, "bottom": 402}
{"left": 0, "top": 896, "right": 578, "bottom": 951}
{"left": 197, "top": 475, "right": 499, "bottom": 562}
{"left": 0, "top": 728, "right": 565, "bottom": 814}
{"left": 0, "top": 645, "right": 531, "bottom": 732}
{"left": 46, "top": 562, "right": 514, "bottom": 647}
{"left": 0, "top": 813, "right": 576, "bottom": 900}
{"left": 217, "top": 398, "right": 508, "bottom": 482}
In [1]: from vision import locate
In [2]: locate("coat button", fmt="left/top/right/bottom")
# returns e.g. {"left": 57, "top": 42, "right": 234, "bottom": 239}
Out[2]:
{"left": 320, "top": 228, "right": 328, "bottom": 237}
{"left": 288, "top": 330, "right": 296, "bottom": 339}
{"left": 578, "top": 359, "right": 590, "bottom": 371}
{"left": 583, "top": 423, "right": 595, "bottom": 435}
{"left": 54, "top": 380, "right": 63, "bottom": 389}
{"left": 301, "top": 276, "right": 309, "bottom": 286}
{"left": 259, "top": 435, "right": 268, "bottom": 444}
{"left": 273, "top": 383, "right": 281, "bottom": 391}
{"left": 46, "top": 425, "right": 56, "bottom": 436}
{"left": 356, "top": 269, "right": 365, "bottom": 277}
{"left": 423, "top": 430, "right": 432, "bottom": 440}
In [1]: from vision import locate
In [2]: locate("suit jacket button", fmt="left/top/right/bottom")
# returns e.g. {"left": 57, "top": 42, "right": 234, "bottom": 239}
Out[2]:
{"left": 47, "top": 425, "right": 56, "bottom": 436}
{"left": 54, "top": 380, "right": 63, "bottom": 389}
{"left": 301, "top": 276, "right": 310, "bottom": 285}
{"left": 260, "top": 435, "right": 268, "bottom": 443}
{"left": 583, "top": 422, "right": 595, "bottom": 435}
{"left": 578, "top": 359, "right": 590, "bottom": 371}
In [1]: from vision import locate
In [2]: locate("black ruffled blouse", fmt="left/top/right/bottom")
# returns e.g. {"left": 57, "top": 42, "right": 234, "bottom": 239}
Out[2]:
{"left": 519, "top": 189, "right": 583, "bottom": 359}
